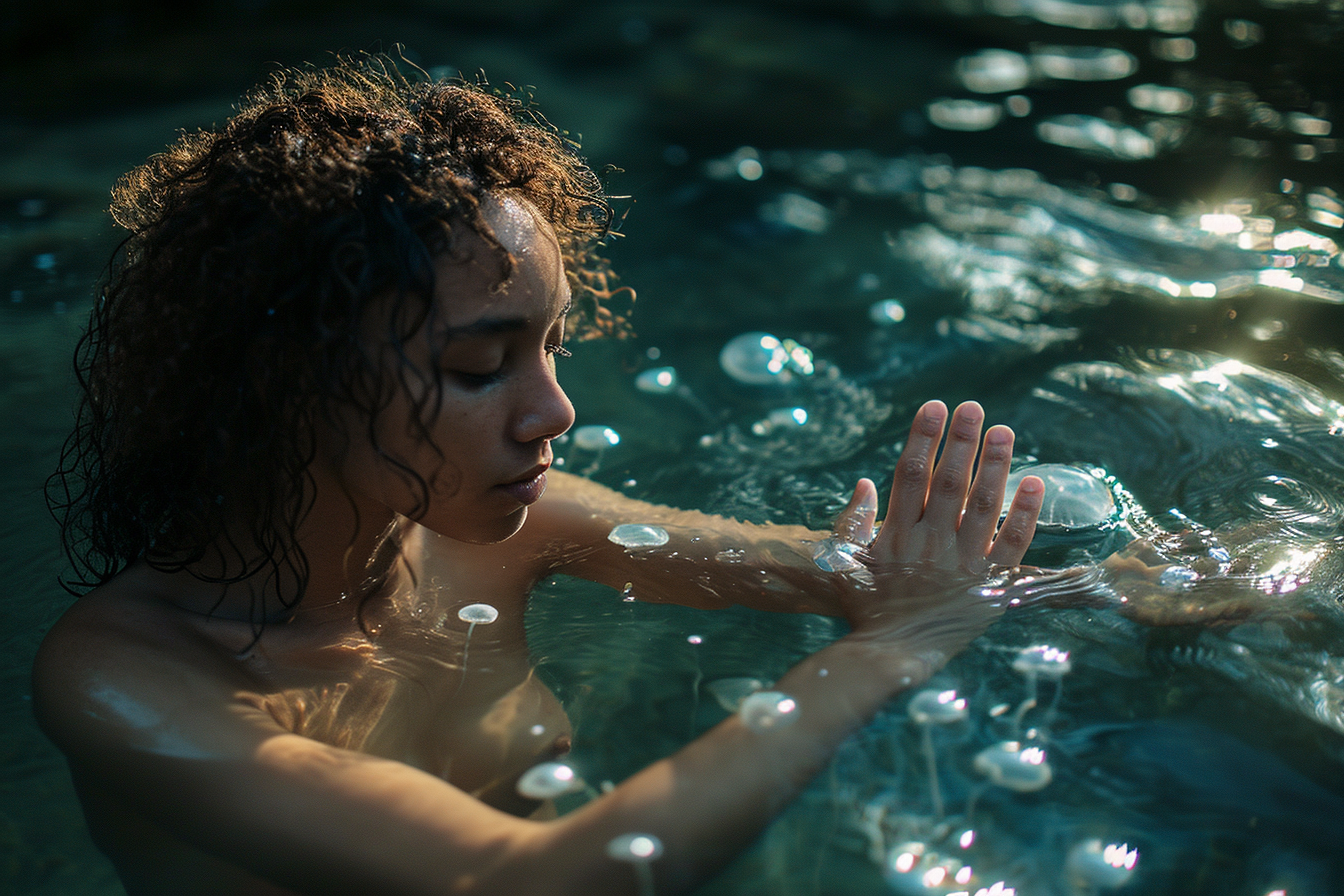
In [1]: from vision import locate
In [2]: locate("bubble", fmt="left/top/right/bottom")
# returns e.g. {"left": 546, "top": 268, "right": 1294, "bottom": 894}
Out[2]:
{"left": 811, "top": 536, "right": 864, "bottom": 572}
{"left": 973, "top": 741, "right": 1053, "bottom": 792}
{"left": 571, "top": 425, "right": 621, "bottom": 450}
{"left": 1030, "top": 46, "right": 1137, "bottom": 81}
{"left": 608, "top": 524, "right": 670, "bottom": 549}
{"left": 635, "top": 367, "right": 678, "bottom": 394}
{"left": 1067, "top": 839, "right": 1139, "bottom": 889}
{"left": 516, "top": 761, "right": 585, "bottom": 799}
{"left": 908, "top": 689, "right": 969, "bottom": 725}
{"left": 1011, "top": 645, "right": 1072, "bottom": 679}
{"left": 457, "top": 603, "right": 499, "bottom": 624}
{"left": 738, "top": 691, "right": 799, "bottom": 732}
{"left": 706, "top": 677, "right": 768, "bottom": 712}
{"left": 1003, "top": 464, "right": 1116, "bottom": 531}
{"left": 607, "top": 832, "right": 664, "bottom": 861}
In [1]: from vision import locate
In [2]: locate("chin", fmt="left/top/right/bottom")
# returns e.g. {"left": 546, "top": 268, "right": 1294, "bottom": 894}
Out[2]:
{"left": 438, "top": 506, "right": 529, "bottom": 545}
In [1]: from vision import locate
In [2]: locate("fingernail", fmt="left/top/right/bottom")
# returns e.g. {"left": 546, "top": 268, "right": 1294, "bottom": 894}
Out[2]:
{"left": 1018, "top": 476, "right": 1043, "bottom": 494}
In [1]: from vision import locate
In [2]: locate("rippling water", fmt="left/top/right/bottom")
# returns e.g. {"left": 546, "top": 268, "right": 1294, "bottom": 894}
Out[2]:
{"left": 4, "top": 0, "right": 1343, "bottom": 893}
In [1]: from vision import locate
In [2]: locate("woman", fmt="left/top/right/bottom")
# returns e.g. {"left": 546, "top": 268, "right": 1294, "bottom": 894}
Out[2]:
{"left": 36, "top": 58, "right": 1042, "bottom": 895}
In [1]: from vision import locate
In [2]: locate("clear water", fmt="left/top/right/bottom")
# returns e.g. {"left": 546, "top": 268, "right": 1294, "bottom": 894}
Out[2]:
{"left": 4, "top": 1, "right": 1343, "bottom": 893}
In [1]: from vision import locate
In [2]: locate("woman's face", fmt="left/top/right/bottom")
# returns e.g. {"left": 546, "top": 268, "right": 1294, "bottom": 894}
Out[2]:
{"left": 326, "top": 194, "right": 576, "bottom": 544}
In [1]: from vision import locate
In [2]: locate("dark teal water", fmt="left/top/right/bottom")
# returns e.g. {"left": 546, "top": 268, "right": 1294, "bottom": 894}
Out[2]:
{"left": 3, "top": 1, "right": 1343, "bottom": 893}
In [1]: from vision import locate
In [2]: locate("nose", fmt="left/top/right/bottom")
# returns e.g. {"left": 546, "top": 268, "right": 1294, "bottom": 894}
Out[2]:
{"left": 512, "top": 363, "right": 575, "bottom": 445}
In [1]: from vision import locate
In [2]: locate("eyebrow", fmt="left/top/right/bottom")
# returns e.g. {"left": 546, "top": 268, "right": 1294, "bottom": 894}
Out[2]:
{"left": 436, "top": 300, "right": 572, "bottom": 344}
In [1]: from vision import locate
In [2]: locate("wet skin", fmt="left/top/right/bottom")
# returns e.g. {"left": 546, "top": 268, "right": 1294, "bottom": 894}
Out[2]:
{"left": 33, "top": 196, "right": 1044, "bottom": 895}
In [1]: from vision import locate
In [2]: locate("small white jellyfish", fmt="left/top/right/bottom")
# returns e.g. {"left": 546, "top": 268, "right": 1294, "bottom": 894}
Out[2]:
{"left": 516, "top": 761, "right": 586, "bottom": 800}
{"left": 1066, "top": 839, "right": 1138, "bottom": 889}
{"left": 608, "top": 524, "right": 670, "bottom": 549}
{"left": 869, "top": 299, "right": 907, "bottom": 324}
{"left": 811, "top": 536, "right": 864, "bottom": 572}
{"left": 973, "top": 741, "right": 1053, "bottom": 792}
{"left": 635, "top": 366, "right": 679, "bottom": 394}
{"left": 1012, "top": 644, "right": 1071, "bottom": 679}
{"left": 738, "top": 691, "right": 799, "bottom": 732}
{"left": 706, "top": 677, "right": 768, "bottom": 712}
{"left": 1002, "top": 464, "right": 1116, "bottom": 531}
{"left": 751, "top": 406, "right": 809, "bottom": 436}
{"left": 458, "top": 603, "right": 499, "bottom": 625}
{"left": 719, "top": 332, "right": 813, "bottom": 386}
{"left": 606, "top": 833, "right": 663, "bottom": 896}
{"left": 909, "top": 689, "right": 968, "bottom": 819}
{"left": 571, "top": 425, "right": 621, "bottom": 451}
{"left": 884, "top": 842, "right": 973, "bottom": 895}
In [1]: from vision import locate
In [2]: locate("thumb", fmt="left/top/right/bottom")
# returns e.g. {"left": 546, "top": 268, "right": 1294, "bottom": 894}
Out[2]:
{"left": 833, "top": 478, "right": 879, "bottom": 544}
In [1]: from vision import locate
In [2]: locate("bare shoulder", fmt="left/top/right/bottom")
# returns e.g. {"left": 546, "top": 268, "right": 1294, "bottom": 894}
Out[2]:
{"left": 32, "top": 574, "right": 263, "bottom": 766}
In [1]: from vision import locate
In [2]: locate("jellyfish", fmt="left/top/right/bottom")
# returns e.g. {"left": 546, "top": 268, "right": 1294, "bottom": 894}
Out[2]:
{"left": 883, "top": 842, "right": 983, "bottom": 895}
{"left": 908, "top": 689, "right": 969, "bottom": 819}
{"left": 719, "top": 332, "right": 814, "bottom": 386}
{"left": 608, "top": 524, "right": 671, "bottom": 549}
{"left": 1001, "top": 465, "right": 1116, "bottom": 532}
{"left": 516, "top": 761, "right": 587, "bottom": 800}
{"left": 973, "top": 741, "right": 1052, "bottom": 793}
{"left": 569, "top": 425, "right": 620, "bottom": 474}
{"left": 706, "top": 677, "right": 768, "bottom": 712}
{"left": 750, "top": 406, "right": 809, "bottom": 437}
{"left": 606, "top": 833, "right": 663, "bottom": 896}
{"left": 738, "top": 691, "right": 799, "bottom": 733}
{"left": 456, "top": 603, "right": 499, "bottom": 688}
{"left": 634, "top": 366, "right": 716, "bottom": 420}
{"left": 1066, "top": 839, "right": 1138, "bottom": 891}
{"left": 1009, "top": 644, "right": 1072, "bottom": 734}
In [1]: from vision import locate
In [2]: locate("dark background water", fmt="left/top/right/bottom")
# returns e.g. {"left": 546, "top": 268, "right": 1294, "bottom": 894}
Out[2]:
{"left": 3, "top": 1, "right": 1342, "bottom": 893}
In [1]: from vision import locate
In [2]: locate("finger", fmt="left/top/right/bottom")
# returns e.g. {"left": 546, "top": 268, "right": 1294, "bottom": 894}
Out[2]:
{"left": 872, "top": 400, "right": 946, "bottom": 557}
{"left": 987, "top": 474, "right": 1043, "bottom": 566}
{"left": 956, "top": 424, "right": 1015, "bottom": 567}
{"left": 833, "top": 478, "right": 879, "bottom": 544}
{"left": 918, "top": 401, "right": 985, "bottom": 532}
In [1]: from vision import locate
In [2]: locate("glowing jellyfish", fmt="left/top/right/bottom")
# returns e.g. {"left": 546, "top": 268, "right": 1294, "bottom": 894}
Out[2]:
{"left": 571, "top": 425, "right": 621, "bottom": 451}
{"left": 869, "top": 299, "right": 907, "bottom": 324}
{"left": 719, "top": 332, "right": 813, "bottom": 386}
{"left": 909, "top": 689, "right": 969, "bottom": 819}
{"left": 706, "top": 677, "right": 768, "bottom": 712}
{"left": 1002, "top": 465, "right": 1115, "bottom": 531}
{"left": 516, "top": 761, "right": 586, "bottom": 800}
{"left": 973, "top": 741, "right": 1053, "bottom": 792}
{"left": 751, "top": 406, "right": 809, "bottom": 436}
{"left": 884, "top": 842, "right": 975, "bottom": 895}
{"left": 738, "top": 691, "right": 799, "bottom": 732}
{"left": 635, "top": 366, "right": 679, "bottom": 394}
{"left": 811, "top": 536, "right": 864, "bottom": 572}
{"left": 1010, "top": 644, "right": 1071, "bottom": 734}
{"left": 1066, "top": 839, "right": 1138, "bottom": 889}
{"left": 456, "top": 603, "right": 499, "bottom": 684}
{"left": 608, "top": 524, "right": 671, "bottom": 549}
{"left": 607, "top": 833, "right": 664, "bottom": 896}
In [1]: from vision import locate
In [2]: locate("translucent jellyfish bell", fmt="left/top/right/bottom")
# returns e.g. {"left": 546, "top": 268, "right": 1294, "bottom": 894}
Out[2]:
{"left": 607, "top": 833, "right": 663, "bottom": 896}
{"left": 973, "top": 741, "right": 1053, "bottom": 792}
{"left": 706, "top": 677, "right": 767, "bottom": 712}
{"left": 1012, "top": 645, "right": 1071, "bottom": 680}
{"left": 1067, "top": 839, "right": 1139, "bottom": 889}
{"left": 738, "top": 691, "right": 799, "bottom": 732}
{"left": 516, "top": 761, "right": 586, "bottom": 800}
{"left": 608, "top": 524, "right": 671, "bottom": 549}
{"left": 719, "top": 332, "right": 812, "bottom": 385}
{"left": 571, "top": 425, "right": 622, "bottom": 451}
{"left": 635, "top": 366, "right": 679, "bottom": 394}
{"left": 1002, "top": 464, "right": 1115, "bottom": 531}
{"left": 884, "top": 842, "right": 973, "bottom": 895}
{"left": 457, "top": 603, "right": 499, "bottom": 625}
{"left": 908, "top": 689, "right": 969, "bottom": 725}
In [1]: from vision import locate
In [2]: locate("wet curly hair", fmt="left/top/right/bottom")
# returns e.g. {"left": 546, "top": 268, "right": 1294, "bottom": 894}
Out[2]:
{"left": 48, "top": 55, "right": 630, "bottom": 621}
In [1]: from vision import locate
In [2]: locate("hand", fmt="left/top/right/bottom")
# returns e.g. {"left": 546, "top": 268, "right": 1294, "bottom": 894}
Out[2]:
{"left": 834, "top": 400, "right": 1043, "bottom": 575}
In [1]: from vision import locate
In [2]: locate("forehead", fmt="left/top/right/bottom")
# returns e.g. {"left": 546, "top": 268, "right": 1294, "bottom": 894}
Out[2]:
{"left": 433, "top": 194, "right": 566, "bottom": 325}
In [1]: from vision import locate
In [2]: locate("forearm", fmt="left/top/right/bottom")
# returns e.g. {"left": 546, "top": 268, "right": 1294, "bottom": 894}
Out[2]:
{"left": 521, "top": 636, "right": 920, "bottom": 894}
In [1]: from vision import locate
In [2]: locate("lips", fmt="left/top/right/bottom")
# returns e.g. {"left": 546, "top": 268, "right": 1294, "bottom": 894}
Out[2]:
{"left": 498, "top": 462, "right": 550, "bottom": 506}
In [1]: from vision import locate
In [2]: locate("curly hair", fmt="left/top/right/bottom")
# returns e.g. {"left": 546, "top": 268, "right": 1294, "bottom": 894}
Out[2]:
{"left": 48, "top": 55, "right": 629, "bottom": 621}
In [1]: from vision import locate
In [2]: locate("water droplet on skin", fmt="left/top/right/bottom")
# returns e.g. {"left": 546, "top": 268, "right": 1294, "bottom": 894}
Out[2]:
{"left": 739, "top": 691, "right": 800, "bottom": 732}
{"left": 706, "top": 677, "right": 768, "bottom": 712}
{"left": 974, "top": 741, "right": 1053, "bottom": 792}
{"left": 516, "top": 762, "right": 585, "bottom": 799}
{"left": 606, "top": 832, "right": 664, "bottom": 861}
{"left": 458, "top": 603, "right": 499, "bottom": 624}
{"left": 621, "top": 582, "right": 637, "bottom": 602}
{"left": 1067, "top": 839, "right": 1139, "bottom": 889}
{"left": 608, "top": 524, "right": 670, "bottom": 548}
{"left": 715, "top": 547, "right": 746, "bottom": 563}
{"left": 1158, "top": 565, "right": 1200, "bottom": 588}
{"left": 812, "top": 537, "right": 864, "bottom": 572}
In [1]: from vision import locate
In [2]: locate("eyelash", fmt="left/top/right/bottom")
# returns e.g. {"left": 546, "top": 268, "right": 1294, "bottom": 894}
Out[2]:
{"left": 546, "top": 343, "right": 572, "bottom": 358}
